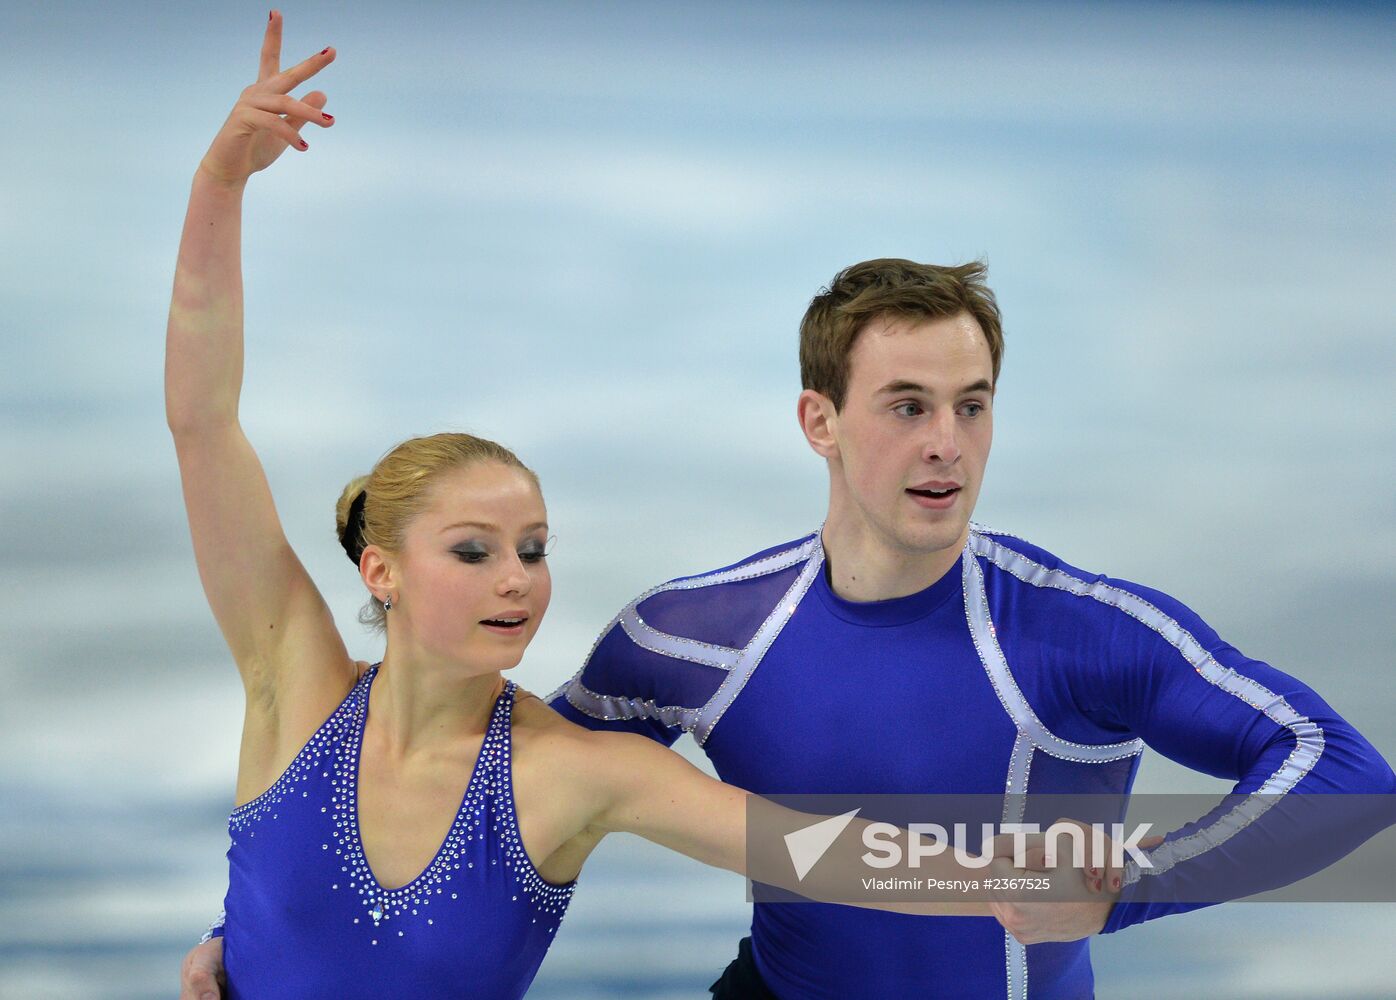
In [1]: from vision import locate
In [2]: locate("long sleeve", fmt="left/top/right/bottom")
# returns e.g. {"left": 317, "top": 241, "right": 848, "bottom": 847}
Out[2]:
{"left": 1085, "top": 579, "right": 1396, "bottom": 932}
{"left": 544, "top": 605, "right": 726, "bottom": 747}
{"left": 544, "top": 535, "right": 817, "bottom": 747}
{"left": 547, "top": 656, "right": 685, "bottom": 746}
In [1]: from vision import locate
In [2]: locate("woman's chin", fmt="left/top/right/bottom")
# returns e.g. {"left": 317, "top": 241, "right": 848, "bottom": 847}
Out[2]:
{"left": 466, "top": 646, "right": 527, "bottom": 673}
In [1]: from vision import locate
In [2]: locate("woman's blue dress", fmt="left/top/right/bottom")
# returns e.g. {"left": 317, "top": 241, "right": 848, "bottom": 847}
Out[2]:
{"left": 222, "top": 666, "right": 576, "bottom": 997}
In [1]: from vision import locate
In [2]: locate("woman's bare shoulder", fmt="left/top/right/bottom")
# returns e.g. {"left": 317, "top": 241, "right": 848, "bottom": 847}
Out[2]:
{"left": 511, "top": 685, "right": 652, "bottom": 766}
{"left": 511, "top": 684, "right": 586, "bottom": 737}
{"left": 509, "top": 687, "right": 619, "bottom": 805}
{"left": 511, "top": 684, "right": 671, "bottom": 772}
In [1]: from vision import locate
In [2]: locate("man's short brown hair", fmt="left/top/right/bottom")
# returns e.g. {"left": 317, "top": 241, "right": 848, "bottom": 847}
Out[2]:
{"left": 799, "top": 258, "right": 1004, "bottom": 411}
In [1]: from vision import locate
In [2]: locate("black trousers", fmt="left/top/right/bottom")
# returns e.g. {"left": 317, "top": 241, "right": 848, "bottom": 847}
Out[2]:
{"left": 708, "top": 936, "right": 779, "bottom": 999}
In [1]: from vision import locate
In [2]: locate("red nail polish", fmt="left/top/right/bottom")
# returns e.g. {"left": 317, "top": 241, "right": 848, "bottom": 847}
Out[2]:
{"left": 322, "top": 113, "right": 333, "bottom": 122}
{"left": 299, "top": 139, "right": 308, "bottom": 149}
{"left": 269, "top": 11, "right": 274, "bottom": 21}
{"left": 321, "top": 47, "right": 330, "bottom": 55}
{"left": 1112, "top": 877, "right": 1120, "bottom": 889}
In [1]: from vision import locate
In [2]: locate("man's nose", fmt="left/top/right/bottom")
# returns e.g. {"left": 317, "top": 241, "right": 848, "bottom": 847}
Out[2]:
{"left": 921, "top": 407, "right": 961, "bottom": 466}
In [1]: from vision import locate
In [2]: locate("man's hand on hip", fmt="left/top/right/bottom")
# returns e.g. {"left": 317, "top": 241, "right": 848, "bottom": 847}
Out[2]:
{"left": 179, "top": 936, "right": 225, "bottom": 1000}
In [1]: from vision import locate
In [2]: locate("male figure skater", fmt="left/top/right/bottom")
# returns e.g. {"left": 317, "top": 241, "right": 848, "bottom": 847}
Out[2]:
{"left": 184, "top": 258, "right": 1395, "bottom": 999}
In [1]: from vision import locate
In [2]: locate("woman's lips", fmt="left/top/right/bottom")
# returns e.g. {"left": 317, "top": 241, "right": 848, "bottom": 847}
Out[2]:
{"left": 480, "top": 614, "right": 528, "bottom": 635}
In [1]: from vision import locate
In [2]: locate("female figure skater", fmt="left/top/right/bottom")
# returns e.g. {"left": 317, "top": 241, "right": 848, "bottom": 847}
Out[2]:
{"left": 167, "top": 14, "right": 1107, "bottom": 998}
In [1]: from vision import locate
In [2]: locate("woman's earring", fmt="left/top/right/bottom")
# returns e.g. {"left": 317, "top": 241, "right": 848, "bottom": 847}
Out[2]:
{"left": 383, "top": 594, "right": 393, "bottom": 611}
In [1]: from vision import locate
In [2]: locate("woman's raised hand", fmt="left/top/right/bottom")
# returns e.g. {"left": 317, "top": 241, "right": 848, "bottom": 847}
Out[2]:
{"left": 197, "top": 11, "right": 336, "bottom": 189}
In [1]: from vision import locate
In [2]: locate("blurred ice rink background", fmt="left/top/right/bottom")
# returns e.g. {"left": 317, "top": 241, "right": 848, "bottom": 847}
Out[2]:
{"left": 2, "top": 1, "right": 1393, "bottom": 996}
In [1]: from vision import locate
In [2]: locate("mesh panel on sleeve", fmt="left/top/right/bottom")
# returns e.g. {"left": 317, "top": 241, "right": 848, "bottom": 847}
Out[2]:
{"left": 636, "top": 562, "right": 804, "bottom": 649}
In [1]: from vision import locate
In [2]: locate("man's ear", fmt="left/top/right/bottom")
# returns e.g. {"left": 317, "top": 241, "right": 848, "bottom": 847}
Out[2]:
{"left": 797, "top": 389, "right": 839, "bottom": 459}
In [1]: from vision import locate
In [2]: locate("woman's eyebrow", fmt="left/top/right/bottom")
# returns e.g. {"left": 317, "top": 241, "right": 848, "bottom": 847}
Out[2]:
{"left": 440, "top": 520, "right": 549, "bottom": 534}
{"left": 440, "top": 520, "right": 495, "bottom": 534}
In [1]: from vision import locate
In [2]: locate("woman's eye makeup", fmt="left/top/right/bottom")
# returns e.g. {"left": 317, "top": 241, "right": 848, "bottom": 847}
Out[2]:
{"left": 450, "top": 539, "right": 549, "bottom": 563}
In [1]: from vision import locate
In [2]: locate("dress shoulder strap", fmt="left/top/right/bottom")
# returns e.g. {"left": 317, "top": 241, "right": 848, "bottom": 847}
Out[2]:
{"left": 485, "top": 678, "right": 578, "bottom": 921}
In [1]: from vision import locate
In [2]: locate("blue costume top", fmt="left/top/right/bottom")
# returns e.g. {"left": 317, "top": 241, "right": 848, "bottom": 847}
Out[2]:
{"left": 221, "top": 666, "right": 576, "bottom": 998}
{"left": 548, "top": 524, "right": 1396, "bottom": 1000}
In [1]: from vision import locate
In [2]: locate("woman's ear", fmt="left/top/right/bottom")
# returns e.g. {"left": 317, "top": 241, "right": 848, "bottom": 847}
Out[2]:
{"left": 360, "top": 544, "right": 394, "bottom": 598}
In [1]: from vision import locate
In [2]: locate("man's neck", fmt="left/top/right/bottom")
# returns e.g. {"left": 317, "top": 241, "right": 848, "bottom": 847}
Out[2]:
{"left": 819, "top": 519, "right": 967, "bottom": 603}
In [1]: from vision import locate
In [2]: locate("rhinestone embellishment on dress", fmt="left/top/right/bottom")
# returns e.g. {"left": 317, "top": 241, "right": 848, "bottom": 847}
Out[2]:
{"left": 228, "top": 667, "right": 577, "bottom": 942}
{"left": 334, "top": 670, "right": 575, "bottom": 937}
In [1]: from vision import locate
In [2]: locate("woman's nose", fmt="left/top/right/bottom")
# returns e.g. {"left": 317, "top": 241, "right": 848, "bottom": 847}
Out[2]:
{"left": 497, "top": 552, "right": 532, "bottom": 596}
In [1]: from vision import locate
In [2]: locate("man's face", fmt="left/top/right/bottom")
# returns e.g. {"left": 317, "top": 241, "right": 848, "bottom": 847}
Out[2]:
{"left": 824, "top": 311, "right": 994, "bottom": 560}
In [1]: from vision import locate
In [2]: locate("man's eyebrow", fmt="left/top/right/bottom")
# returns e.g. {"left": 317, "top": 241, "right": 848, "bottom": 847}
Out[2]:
{"left": 876, "top": 379, "right": 993, "bottom": 396}
{"left": 439, "top": 520, "right": 549, "bottom": 534}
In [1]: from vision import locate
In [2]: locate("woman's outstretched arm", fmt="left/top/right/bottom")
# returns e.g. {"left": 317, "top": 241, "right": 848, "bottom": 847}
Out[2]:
{"left": 572, "top": 728, "right": 1134, "bottom": 920}
{"left": 164, "top": 14, "right": 350, "bottom": 717}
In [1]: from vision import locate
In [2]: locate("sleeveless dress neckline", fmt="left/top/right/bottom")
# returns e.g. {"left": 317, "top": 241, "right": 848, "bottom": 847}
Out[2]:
{"left": 222, "top": 663, "right": 577, "bottom": 998}
{"left": 348, "top": 665, "right": 513, "bottom": 896}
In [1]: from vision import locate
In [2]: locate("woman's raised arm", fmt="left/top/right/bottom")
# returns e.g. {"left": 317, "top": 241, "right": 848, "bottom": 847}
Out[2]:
{"left": 164, "top": 14, "right": 349, "bottom": 707}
